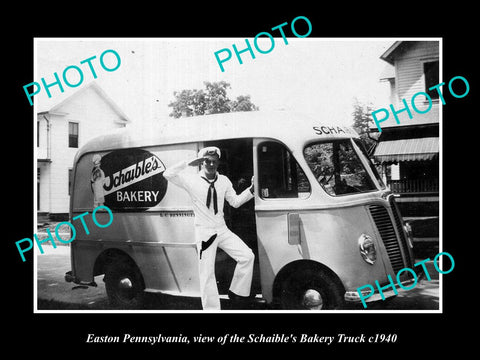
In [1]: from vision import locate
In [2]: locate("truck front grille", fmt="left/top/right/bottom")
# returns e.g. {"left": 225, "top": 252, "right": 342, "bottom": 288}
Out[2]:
{"left": 369, "top": 204, "right": 405, "bottom": 273}
{"left": 388, "top": 196, "right": 412, "bottom": 269}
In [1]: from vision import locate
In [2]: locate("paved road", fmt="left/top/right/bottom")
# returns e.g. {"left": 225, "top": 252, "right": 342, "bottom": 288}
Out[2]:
{"left": 36, "top": 245, "right": 109, "bottom": 310}
{"left": 36, "top": 245, "right": 439, "bottom": 311}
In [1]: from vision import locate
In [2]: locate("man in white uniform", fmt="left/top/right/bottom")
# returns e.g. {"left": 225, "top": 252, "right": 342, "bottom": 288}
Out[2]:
{"left": 163, "top": 146, "right": 256, "bottom": 310}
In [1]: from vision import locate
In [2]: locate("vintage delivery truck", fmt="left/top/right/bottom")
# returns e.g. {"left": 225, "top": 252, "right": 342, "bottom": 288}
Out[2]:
{"left": 65, "top": 111, "right": 415, "bottom": 310}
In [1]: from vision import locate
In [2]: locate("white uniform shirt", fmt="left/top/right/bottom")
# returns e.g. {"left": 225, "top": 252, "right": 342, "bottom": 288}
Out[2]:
{"left": 163, "top": 160, "right": 254, "bottom": 229}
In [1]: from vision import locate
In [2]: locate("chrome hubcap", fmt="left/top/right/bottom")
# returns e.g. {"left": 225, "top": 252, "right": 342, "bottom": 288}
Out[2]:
{"left": 302, "top": 289, "right": 323, "bottom": 310}
{"left": 118, "top": 277, "right": 134, "bottom": 299}
{"left": 119, "top": 277, "right": 133, "bottom": 289}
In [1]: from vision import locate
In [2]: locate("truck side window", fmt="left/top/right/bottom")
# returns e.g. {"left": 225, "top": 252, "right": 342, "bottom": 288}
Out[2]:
{"left": 258, "top": 141, "right": 310, "bottom": 199}
{"left": 304, "top": 140, "right": 377, "bottom": 196}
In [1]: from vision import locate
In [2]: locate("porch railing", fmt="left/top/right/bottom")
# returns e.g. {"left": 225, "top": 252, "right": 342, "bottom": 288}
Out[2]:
{"left": 387, "top": 178, "right": 439, "bottom": 194}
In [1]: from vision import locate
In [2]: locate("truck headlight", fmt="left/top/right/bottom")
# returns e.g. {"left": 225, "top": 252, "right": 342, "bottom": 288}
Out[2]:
{"left": 358, "top": 234, "right": 376, "bottom": 265}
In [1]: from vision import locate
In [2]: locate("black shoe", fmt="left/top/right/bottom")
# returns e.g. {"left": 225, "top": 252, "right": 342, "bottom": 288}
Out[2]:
{"left": 228, "top": 290, "right": 267, "bottom": 305}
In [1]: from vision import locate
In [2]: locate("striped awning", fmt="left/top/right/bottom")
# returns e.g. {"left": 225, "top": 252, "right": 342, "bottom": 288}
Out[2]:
{"left": 373, "top": 137, "right": 439, "bottom": 163}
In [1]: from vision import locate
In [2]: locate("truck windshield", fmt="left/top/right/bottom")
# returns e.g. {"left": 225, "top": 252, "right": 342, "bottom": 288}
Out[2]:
{"left": 303, "top": 139, "right": 378, "bottom": 196}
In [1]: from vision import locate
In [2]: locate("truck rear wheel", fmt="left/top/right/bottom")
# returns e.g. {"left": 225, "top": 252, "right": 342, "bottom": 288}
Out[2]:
{"left": 104, "top": 260, "right": 145, "bottom": 309}
{"left": 279, "top": 268, "right": 345, "bottom": 310}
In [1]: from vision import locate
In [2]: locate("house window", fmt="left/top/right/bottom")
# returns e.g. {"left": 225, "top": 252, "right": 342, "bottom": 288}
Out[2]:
{"left": 69, "top": 122, "right": 79, "bottom": 148}
{"left": 424, "top": 61, "right": 439, "bottom": 99}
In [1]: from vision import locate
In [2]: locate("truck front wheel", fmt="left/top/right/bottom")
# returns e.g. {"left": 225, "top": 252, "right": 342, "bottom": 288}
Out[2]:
{"left": 279, "top": 268, "right": 345, "bottom": 310}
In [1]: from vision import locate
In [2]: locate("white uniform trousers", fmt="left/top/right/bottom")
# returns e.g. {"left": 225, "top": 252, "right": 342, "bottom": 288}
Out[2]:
{"left": 195, "top": 225, "right": 255, "bottom": 310}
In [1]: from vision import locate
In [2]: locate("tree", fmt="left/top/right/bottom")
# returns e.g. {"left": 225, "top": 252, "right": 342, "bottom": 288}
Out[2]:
{"left": 351, "top": 98, "right": 379, "bottom": 155}
{"left": 168, "top": 81, "right": 258, "bottom": 118}
{"left": 168, "top": 89, "right": 207, "bottom": 118}
{"left": 230, "top": 95, "right": 258, "bottom": 112}
{"left": 204, "top": 81, "right": 232, "bottom": 115}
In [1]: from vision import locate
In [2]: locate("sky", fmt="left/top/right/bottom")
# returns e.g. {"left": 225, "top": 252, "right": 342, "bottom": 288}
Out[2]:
{"left": 35, "top": 38, "right": 393, "bottom": 129}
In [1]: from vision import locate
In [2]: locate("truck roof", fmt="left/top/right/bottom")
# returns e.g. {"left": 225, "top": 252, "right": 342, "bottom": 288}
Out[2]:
{"left": 74, "top": 111, "right": 358, "bottom": 163}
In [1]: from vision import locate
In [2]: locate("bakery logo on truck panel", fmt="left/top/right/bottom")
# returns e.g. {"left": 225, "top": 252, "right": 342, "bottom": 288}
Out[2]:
{"left": 91, "top": 149, "right": 168, "bottom": 211}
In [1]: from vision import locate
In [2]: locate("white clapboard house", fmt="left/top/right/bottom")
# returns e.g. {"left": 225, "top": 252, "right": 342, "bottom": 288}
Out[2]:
{"left": 37, "top": 82, "right": 130, "bottom": 220}
{"left": 372, "top": 40, "right": 440, "bottom": 244}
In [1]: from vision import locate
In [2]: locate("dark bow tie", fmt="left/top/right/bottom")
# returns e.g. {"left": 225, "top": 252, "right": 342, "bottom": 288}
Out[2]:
{"left": 201, "top": 175, "right": 218, "bottom": 214}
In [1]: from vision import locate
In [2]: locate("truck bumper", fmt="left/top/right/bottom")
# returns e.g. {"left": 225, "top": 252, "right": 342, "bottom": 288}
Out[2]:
{"left": 65, "top": 270, "right": 97, "bottom": 287}
{"left": 344, "top": 277, "right": 417, "bottom": 304}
